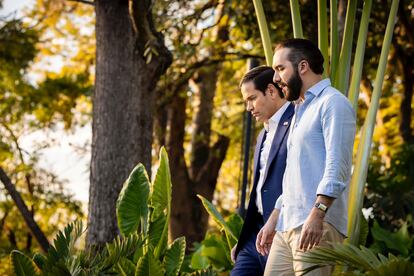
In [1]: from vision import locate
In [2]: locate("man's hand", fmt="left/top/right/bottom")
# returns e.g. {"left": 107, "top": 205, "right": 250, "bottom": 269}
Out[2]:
{"left": 256, "top": 223, "right": 276, "bottom": 256}
{"left": 231, "top": 244, "right": 237, "bottom": 263}
{"left": 298, "top": 208, "right": 324, "bottom": 251}
{"left": 255, "top": 208, "right": 279, "bottom": 256}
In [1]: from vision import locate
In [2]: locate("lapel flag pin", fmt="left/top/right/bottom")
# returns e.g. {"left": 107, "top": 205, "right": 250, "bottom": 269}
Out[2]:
{"left": 283, "top": 121, "right": 288, "bottom": 126}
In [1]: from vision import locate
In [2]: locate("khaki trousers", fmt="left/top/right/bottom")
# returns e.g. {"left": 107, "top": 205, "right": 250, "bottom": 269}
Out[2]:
{"left": 264, "top": 222, "right": 344, "bottom": 276}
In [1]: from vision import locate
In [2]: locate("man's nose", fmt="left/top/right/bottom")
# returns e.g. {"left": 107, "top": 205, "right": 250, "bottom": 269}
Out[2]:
{"left": 273, "top": 72, "right": 280, "bottom": 83}
{"left": 246, "top": 102, "right": 253, "bottom": 112}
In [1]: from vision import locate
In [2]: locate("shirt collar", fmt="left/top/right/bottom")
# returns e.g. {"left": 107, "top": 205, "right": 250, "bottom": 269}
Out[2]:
{"left": 306, "top": 78, "right": 331, "bottom": 97}
{"left": 264, "top": 102, "right": 290, "bottom": 132}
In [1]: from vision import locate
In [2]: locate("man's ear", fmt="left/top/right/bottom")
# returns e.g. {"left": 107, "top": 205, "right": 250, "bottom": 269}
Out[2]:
{"left": 298, "top": 60, "right": 310, "bottom": 75}
{"left": 267, "top": 84, "right": 278, "bottom": 98}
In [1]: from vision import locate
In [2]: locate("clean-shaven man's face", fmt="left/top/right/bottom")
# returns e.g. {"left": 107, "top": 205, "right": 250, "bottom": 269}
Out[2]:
{"left": 272, "top": 48, "right": 303, "bottom": 101}
{"left": 241, "top": 81, "right": 279, "bottom": 123}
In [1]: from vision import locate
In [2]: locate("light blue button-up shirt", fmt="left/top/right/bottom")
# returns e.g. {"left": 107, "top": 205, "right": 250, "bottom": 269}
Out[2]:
{"left": 275, "top": 78, "right": 356, "bottom": 236}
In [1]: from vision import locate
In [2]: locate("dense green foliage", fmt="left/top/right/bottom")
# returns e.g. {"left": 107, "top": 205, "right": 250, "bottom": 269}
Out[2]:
{"left": 9, "top": 149, "right": 196, "bottom": 275}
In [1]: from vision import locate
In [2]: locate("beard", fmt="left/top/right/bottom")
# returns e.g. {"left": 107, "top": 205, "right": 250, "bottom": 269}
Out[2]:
{"left": 283, "top": 69, "right": 303, "bottom": 101}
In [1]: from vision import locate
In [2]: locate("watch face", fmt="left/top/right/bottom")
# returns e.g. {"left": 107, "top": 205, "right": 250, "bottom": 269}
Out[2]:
{"left": 315, "top": 203, "right": 327, "bottom": 212}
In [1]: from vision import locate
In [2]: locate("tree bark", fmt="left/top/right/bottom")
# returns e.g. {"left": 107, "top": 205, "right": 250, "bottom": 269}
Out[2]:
{"left": 394, "top": 3, "right": 414, "bottom": 144}
{"left": 0, "top": 167, "right": 50, "bottom": 252}
{"left": 87, "top": 0, "right": 171, "bottom": 247}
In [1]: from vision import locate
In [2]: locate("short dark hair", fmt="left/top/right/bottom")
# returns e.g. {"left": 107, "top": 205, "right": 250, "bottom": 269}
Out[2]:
{"left": 274, "top": 38, "right": 324, "bottom": 74}
{"left": 239, "top": 66, "right": 283, "bottom": 97}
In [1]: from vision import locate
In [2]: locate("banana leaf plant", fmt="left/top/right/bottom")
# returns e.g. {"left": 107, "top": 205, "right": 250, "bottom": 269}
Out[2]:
{"left": 9, "top": 148, "right": 205, "bottom": 276}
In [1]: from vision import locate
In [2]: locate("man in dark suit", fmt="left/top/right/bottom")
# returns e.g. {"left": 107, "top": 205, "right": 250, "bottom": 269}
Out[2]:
{"left": 231, "top": 66, "right": 294, "bottom": 276}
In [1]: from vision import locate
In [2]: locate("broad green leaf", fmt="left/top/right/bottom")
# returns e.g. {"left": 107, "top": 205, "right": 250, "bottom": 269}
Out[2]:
{"left": 151, "top": 147, "right": 172, "bottom": 258}
{"left": 117, "top": 164, "right": 150, "bottom": 236}
{"left": 164, "top": 237, "right": 186, "bottom": 276}
{"left": 151, "top": 147, "right": 171, "bottom": 218}
{"left": 186, "top": 269, "right": 217, "bottom": 276}
{"left": 226, "top": 214, "right": 243, "bottom": 241}
{"left": 371, "top": 221, "right": 411, "bottom": 256}
{"left": 190, "top": 244, "right": 209, "bottom": 270}
{"left": 148, "top": 213, "right": 167, "bottom": 255}
{"left": 197, "top": 195, "right": 237, "bottom": 240}
{"left": 10, "top": 250, "right": 40, "bottom": 276}
{"left": 197, "top": 234, "right": 232, "bottom": 271}
{"left": 135, "top": 252, "right": 163, "bottom": 276}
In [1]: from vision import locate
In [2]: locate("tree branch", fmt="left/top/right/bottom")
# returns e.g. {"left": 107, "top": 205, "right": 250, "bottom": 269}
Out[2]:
{"left": 195, "top": 134, "right": 230, "bottom": 196}
{"left": 67, "top": 0, "right": 95, "bottom": 6}
{"left": 0, "top": 168, "right": 50, "bottom": 252}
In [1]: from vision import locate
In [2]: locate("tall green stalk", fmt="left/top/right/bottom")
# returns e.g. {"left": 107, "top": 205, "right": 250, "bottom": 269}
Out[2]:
{"left": 290, "top": 0, "right": 303, "bottom": 38}
{"left": 347, "top": 0, "right": 399, "bottom": 246}
{"left": 348, "top": 0, "right": 373, "bottom": 111}
{"left": 318, "top": 0, "right": 329, "bottom": 78}
{"left": 252, "top": 0, "right": 273, "bottom": 65}
{"left": 330, "top": 0, "right": 339, "bottom": 78}
{"left": 333, "top": 0, "right": 357, "bottom": 94}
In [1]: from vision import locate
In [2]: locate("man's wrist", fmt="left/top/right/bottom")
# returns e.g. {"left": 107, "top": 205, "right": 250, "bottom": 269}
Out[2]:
{"left": 314, "top": 202, "right": 329, "bottom": 213}
{"left": 311, "top": 206, "right": 326, "bottom": 220}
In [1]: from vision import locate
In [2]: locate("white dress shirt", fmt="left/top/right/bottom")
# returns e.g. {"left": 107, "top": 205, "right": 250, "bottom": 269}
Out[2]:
{"left": 256, "top": 102, "right": 290, "bottom": 214}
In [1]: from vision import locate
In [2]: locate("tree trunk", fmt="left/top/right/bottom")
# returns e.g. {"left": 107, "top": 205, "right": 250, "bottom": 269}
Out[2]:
{"left": 394, "top": 2, "right": 414, "bottom": 144}
{"left": 87, "top": 0, "right": 171, "bottom": 247}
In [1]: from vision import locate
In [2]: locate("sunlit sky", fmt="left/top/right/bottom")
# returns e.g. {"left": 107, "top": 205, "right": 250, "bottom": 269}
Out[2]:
{"left": 1, "top": 0, "right": 90, "bottom": 203}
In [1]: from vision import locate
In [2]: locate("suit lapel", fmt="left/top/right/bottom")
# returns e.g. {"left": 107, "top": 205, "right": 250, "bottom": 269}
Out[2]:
{"left": 252, "top": 129, "right": 266, "bottom": 187}
{"left": 262, "top": 104, "right": 294, "bottom": 183}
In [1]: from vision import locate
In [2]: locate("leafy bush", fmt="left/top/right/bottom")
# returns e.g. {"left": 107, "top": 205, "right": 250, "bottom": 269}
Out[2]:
{"left": 9, "top": 148, "right": 213, "bottom": 276}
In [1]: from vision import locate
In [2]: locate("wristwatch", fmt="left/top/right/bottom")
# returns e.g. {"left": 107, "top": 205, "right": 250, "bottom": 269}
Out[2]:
{"left": 314, "top": 202, "right": 328, "bottom": 213}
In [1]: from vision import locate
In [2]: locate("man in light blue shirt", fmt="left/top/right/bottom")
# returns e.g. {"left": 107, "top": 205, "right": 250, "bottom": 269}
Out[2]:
{"left": 256, "top": 39, "right": 356, "bottom": 276}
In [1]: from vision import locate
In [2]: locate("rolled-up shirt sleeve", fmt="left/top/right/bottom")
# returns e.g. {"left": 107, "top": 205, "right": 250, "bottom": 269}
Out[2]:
{"left": 316, "top": 95, "right": 356, "bottom": 198}
{"left": 274, "top": 194, "right": 283, "bottom": 209}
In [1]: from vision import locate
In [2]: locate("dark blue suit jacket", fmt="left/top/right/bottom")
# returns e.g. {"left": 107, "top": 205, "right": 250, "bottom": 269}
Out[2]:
{"left": 235, "top": 103, "right": 294, "bottom": 256}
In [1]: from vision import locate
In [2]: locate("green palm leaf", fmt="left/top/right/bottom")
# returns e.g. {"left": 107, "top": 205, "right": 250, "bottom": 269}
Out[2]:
{"left": 135, "top": 252, "right": 163, "bottom": 276}
{"left": 116, "top": 257, "right": 136, "bottom": 276}
{"left": 370, "top": 259, "right": 414, "bottom": 275}
{"left": 164, "top": 237, "right": 186, "bottom": 276}
{"left": 10, "top": 250, "right": 40, "bottom": 276}
{"left": 347, "top": 0, "right": 400, "bottom": 245}
{"left": 290, "top": 0, "right": 303, "bottom": 38}
{"left": 151, "top": 147, "right": 171, "bottom": 218}
{"left": 296, "top": 242, "right": 413, "bottom": 275}
{"left": 252, "top": 0, "right": 273, "bottom": 65}
{"left": 225, "top": 213, "right": 243, "bottom": 240}
{"left": 329, "top": 0, "right": 339, "bottom": 78}
{"left": 318, "top": 0, "right": 329, "bottom": 78}
{"left": 332, "top": 0, "right": 357, "bottom": 93}
{"left": 197, "top": 195, "right": 238, "bottom": 248}
{"left": 103, "top": 233, "right": 142, "bottom": 269}
{"left": 148, "top": 213, "right": 167, "bottom": 255}
{"left": 117, "top": 164, "right": 150, "bottom": 236}
{"left": 150, "top": 147, "right": 172, "bottom": 258}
